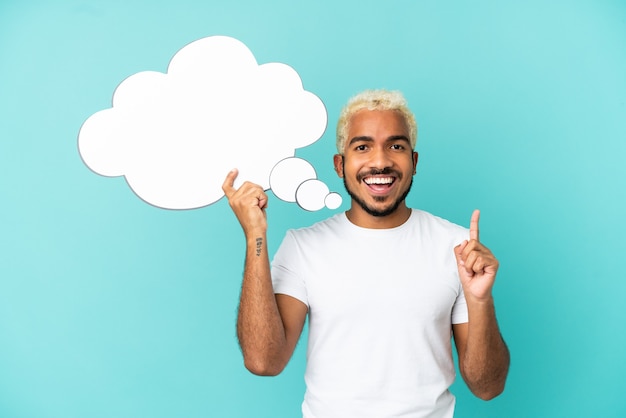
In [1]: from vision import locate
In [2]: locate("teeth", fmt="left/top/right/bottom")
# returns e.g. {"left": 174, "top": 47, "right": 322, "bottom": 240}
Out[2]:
{"left": 364, "top": 177, "right": 394, "bottom": 185}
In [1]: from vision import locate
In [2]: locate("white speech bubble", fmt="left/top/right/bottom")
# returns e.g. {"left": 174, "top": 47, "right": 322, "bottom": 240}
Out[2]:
{"left": 270, "top": 157, "right": 317, "bottom": 203}
{"left": 270, "top": 157, "right": 343, "bottom": 211}
{"left": 78, "top": 36, "right": 341, "bottom": 210}
{"left": 296, "top": 179, "right": 329, "bottom": 211}
{"left": 324, "top": 192, "right": 343, "bottom": 210}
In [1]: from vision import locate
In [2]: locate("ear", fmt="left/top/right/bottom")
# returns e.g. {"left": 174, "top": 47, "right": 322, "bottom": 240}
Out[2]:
{"left": 412, "top": 151, "right": 418, "bottom": 175}
{"left": 333, "top": 154, "right": 344, "bottom": 178}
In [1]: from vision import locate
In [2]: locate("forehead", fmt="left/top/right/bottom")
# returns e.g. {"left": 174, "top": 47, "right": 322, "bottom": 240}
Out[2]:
{"left": 347, "top": 109, "right": 409, "bottom": 137}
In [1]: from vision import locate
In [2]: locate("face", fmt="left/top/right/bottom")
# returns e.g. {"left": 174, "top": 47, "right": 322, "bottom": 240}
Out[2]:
{"left": 334, "top": 109, "right": 418, "bottom": 221}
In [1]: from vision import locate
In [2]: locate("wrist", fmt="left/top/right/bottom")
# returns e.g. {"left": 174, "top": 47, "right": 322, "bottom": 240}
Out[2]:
{"left": 244, "top": 227, "right": 267, "bottom": 241}
{"left": 465, "top": 293, "right": 495, "bottom": 307}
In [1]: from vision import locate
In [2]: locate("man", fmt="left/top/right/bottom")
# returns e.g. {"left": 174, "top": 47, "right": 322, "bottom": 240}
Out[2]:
{"left": 222, "top": 90, "right": 510, "bottom": 417}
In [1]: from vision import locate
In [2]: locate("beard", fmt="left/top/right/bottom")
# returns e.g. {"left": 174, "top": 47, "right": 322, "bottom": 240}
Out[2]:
{"left": 343, "top": 172, "right": 413, "bottom": 218}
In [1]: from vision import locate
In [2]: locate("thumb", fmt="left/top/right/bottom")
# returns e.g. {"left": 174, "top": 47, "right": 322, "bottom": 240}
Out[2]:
{"left": 222, "top": 168, "right": 239, "bottom": 198}
{"left": 454, "top": 240, "right": 472, "bottom": 277}
{"left": 454, "top": 240, "right": 467, "bottom": 263}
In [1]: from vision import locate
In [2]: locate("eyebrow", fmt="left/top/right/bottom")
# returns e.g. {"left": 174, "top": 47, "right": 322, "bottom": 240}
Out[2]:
{"left": 348, "top": 135, "right": 411, "bottom": 146}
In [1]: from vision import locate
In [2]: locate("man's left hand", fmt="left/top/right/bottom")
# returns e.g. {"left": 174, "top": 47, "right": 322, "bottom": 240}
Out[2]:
{"left": 454, "top": 210, "right": 499, "bottom": 302}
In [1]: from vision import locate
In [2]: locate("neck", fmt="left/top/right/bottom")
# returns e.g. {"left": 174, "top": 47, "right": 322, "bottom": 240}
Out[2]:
{"left": 345, "top": 202, "right": 412, "bottom": 229}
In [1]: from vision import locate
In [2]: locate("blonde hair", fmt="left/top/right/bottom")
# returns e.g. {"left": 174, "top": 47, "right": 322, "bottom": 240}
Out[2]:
{"left": 336, "top": 89, "right": 417, "bottom": 154}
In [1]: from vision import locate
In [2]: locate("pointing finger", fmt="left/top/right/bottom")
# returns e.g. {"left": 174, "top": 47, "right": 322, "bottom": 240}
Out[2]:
{"left": 470, "top": 209, "right": 480, "bottom": 242}
{"left": 222, "top": 168, "right": 238, "bottom": 198}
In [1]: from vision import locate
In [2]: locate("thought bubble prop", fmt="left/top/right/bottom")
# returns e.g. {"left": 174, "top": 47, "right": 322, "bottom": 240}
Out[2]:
{"left": 78, "top": 36, "right": 342, "bottom": 210}
{"left": 270, "top": 157, "right": 342, "bottom": 211}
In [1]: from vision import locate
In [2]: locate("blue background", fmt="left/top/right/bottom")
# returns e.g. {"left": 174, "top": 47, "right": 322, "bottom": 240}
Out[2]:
{"left": 1, "top": 0, "right": 625, "bottom": 417}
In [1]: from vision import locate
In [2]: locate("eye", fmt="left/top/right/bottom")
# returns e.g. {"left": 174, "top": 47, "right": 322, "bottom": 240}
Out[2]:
{"left": 390, "top": 143, "right": 405, "bottom": 150}
{"left": 355, "top": 144, "right": 368, "bottom": 151}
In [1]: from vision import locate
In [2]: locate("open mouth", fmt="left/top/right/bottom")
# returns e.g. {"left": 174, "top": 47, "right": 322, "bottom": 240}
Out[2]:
{"left": 363, "top": 176, "right": 395, "bottom": 192}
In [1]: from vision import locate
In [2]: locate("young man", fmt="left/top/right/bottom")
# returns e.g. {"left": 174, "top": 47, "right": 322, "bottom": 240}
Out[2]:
{"left": 222, "top": 90, "right": 509, "bottom": 417}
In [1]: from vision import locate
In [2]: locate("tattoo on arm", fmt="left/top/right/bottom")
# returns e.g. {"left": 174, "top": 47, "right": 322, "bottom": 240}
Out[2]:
{"left": 255, "top": 237, "right": 263, "bottom": 257}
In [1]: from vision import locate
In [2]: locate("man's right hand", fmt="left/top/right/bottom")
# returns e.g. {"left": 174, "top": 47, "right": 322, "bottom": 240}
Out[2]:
{"left": 222, "top": 169, "right": 268, "bottom": 237}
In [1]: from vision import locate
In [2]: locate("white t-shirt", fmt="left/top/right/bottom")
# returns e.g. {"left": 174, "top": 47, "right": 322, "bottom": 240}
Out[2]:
{"left": 271, "top": 209, "right": 469, "bottom": 418}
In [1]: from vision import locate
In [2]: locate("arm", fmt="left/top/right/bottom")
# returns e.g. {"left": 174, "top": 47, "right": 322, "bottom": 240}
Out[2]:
{"left": 452, "top": 210, "right": 510, "bottom": 400}
{"left": 223, "top": 169, "right": 307, "bottom": 376}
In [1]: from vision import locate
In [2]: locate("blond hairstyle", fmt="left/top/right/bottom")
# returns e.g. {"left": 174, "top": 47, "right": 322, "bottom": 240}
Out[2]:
{"left": 336, "top": 89, "right": 417, "bottom": 154}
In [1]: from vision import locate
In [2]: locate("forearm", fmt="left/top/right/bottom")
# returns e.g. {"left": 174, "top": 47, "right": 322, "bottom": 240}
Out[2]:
{"left": 461, "top": 297, "right": 510, "bottom": 400}
{"left": 236, "top": 233, "right": 288, "bottom": 376}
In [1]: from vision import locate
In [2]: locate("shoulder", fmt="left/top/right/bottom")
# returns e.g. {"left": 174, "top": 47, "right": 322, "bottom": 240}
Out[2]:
{"left": 274, "top": 213, "right": 347, "bottom": 261}
{"left": 410, "top": 209, "right": 468, "bottom": 242}
{"left": 287, "top": 212, "right": 348, "bottom": 240}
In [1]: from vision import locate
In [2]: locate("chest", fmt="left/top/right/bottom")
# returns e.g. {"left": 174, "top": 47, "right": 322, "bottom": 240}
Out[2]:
{"left": 300, "top": 236, "right": 461, "bottom": 326}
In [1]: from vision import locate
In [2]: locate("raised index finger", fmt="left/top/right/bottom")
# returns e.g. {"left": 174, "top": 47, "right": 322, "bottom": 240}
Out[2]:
{"left": 222, "top": 168, "right": 239, "bottom": 198}
{"left": 470, "top": 209, "right": 480, "bottom": 241}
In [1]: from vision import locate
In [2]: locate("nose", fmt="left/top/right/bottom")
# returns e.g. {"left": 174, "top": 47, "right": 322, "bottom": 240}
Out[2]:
{"left": 369, "top": 146, "right": 393, "bottom": 169}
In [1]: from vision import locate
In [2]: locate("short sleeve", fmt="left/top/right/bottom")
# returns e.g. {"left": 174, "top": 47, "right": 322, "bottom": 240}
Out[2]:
{"left": 451, "top": 226, "right": 469, "bottom": 324}
{"left": 451, "top": 284, "right": 468, "bottom": 324}
{"left": 271, "top": 230, "right": 309, "bottom": 307}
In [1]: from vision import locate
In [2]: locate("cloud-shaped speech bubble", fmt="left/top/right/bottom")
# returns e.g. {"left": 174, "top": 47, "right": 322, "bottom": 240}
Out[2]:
{"left": 78, "top": 36, "right": 342, "bottom": 211}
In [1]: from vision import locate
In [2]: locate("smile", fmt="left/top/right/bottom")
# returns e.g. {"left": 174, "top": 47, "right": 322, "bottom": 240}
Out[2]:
{"left": 364, "top": 176, "right": 395, "bottom": 186}
{"left": 362, "top": 176, "right": 397, "bottom": 194}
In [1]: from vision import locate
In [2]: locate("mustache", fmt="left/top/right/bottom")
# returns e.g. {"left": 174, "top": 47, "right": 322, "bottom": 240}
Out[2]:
{"left": 356, "top": 167, "right": 401, "bottom": 182}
